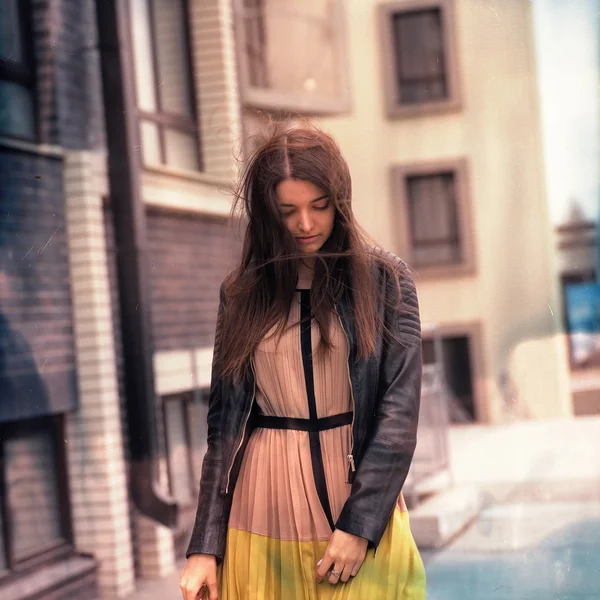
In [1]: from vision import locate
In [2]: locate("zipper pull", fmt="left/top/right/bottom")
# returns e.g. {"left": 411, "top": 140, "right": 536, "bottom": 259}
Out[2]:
{"left": 347, "top": 454, "right": 356, "bottom": 472}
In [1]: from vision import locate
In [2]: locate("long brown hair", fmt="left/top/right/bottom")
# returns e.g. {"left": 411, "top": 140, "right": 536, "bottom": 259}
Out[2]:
{"left": 218, "top": 123, "right": 404, "bottom": 380}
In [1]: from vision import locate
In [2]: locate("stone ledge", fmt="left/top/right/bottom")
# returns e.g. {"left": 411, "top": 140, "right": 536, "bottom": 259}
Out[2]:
{"left": 0, "top": 554, "right": 98, "bottom": 600}
{"left": 410, "top": 485, "right": 482, "bottom": 549}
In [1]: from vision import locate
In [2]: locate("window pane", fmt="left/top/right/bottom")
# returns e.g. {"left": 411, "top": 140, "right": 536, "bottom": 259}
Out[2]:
{"left": 393, "top": 9, "right": 447, "bottom": 104}
{"left": 164, "top": 128, "right": 199, "bottom": 171}
{"left": 242, "top": 0, "right": 341, "bottom": 100}
{"left": 164, "top": 399, "right": 193, "bottom": 505}
{"left": 152, "top": 0, "right": 194, "bottom": 117}
{"left": 0, "top": 81, "right": 35, "bottom": 139}
{"left": 0, "top": 0, "right": 24, "bottom": 63}
{"left": 129, "top": 0, "right": 158, "bottom": 112}
{"left": 244, "top": 0, "right": 269, "bottom": 88}
{"left": 140, "top": 119, "right": 162, "bottom": 166}
{"left": 5, "top": 428, "right": 63, "bottom": 562}
{"left": 407, "top": 173, "right": 461, "bottom": 266}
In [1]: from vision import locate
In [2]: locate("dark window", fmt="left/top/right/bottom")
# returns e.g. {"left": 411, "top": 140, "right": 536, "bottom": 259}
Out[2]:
{"left": 392, "top": 8, "right": 447, "bottom": 105}
{"left": 129, "top": 0, "right": 201, "bottom": 170}
{"left": 0, "top": 0, "right": 36, "bottom": 140}
{"left": 0, "top": 417, "right": 70, "bottom": 576}
{"left": 423, "top": 335, "right": 475, "bottom": 423}
{"left": 391, "top": 159, "right": 475, "bottom": 278}
{"left": 379, "top": 0, "right": 460, "bottom": 118}
{"left": 406, "top": 172, "right": 461, "bottom": 266}
{"left": 163, "top": 391, "right": 208, "bottom": 556}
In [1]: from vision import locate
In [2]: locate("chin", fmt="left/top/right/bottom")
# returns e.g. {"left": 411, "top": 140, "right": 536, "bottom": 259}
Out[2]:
{"left": 300, "top": 242, "right": 323, "bottom": 253}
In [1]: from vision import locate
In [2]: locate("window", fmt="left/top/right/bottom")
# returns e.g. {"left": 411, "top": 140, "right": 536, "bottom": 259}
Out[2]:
{"left": 378, "top": 0, "right": 461, "bottom": 118}
{"left": 128, "top": 0, "right": 201, "bottom": 171}
{"left": 0, "top": 0, "right": 36, "bottom": 140}
{"left": 234, "top": 0, "right": 350, "bottom": 114}
{"left": 561, "top": 272, "right": 600, "bottom": 369}
{"left": 422, "top": 322, "right": 485, "bottom": 422}
{"left": 0, "top": 417, "right": 71, "bottom": 576}
{"left": 391, "top": 159, "right": 475, "bottom": 277}
{"left": 163, "top": 391, "right": 208, "bottom": 555}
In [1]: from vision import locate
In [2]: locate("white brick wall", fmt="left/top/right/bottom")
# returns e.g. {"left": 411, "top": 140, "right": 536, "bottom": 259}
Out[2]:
{"left": 189, "top": 0, "right": 243, "bottom": 179}
{"left": 63, "top": 151, "right": 136, "bottom": 599}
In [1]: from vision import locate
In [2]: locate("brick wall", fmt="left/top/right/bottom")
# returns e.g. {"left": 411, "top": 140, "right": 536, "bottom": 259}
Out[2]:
{"left": 189, "top": 0, "right": 243, "bottom": 179}
{"left": 64, "top": 151, "right": 135, "bottom": 599}
{"left": 147, "top": 209, "right": 238, "bottom": 351}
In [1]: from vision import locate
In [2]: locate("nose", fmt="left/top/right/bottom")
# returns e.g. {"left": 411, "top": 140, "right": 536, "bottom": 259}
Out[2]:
{"left": 297, "top": 211, "right": 314, "bottom": 234}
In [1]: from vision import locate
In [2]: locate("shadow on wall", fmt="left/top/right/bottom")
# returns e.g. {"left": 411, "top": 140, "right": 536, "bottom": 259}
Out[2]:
{"left": 0, "top": 309, "right": 50, "bottom": 423}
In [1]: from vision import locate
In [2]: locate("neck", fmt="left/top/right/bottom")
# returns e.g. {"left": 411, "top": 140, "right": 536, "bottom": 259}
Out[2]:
{"left": 297, "top": 257, "right": 315, "bottom": 281}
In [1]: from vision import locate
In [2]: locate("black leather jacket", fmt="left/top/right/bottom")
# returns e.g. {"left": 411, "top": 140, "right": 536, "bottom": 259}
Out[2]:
{"left": 186, "top": 249, "right": 422, "bottom": 562}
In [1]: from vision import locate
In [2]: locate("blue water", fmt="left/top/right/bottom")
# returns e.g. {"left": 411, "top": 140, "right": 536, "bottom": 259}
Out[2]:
{"left": 423, "top": 518, "right": 600, "bottom": 599}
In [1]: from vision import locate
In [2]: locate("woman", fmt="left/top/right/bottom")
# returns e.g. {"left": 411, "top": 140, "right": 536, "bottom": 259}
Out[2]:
{"left": 180, "top": 126, "right": 426, "bottom": 599}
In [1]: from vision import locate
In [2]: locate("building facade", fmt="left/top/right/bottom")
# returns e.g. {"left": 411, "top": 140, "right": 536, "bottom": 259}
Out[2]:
{"left": 1, "top": 0, "right": 241, "bottom": 597}
{"left": 314, "top": 0, "right": 573, "bottom": 423}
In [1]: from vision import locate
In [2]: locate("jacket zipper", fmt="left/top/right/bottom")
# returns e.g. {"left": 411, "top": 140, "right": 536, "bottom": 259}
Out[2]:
{"left": 336, "top": 304, "right": 383, "bottom": 557}
{"left": 224, "top": 357, "right": 256, "bottom": 494}
{"left": 335, "top": 306, "right": 356, "bottom": 483}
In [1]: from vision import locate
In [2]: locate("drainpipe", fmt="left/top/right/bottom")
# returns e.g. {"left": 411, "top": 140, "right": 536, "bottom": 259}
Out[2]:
{"left": 94, "top": 0, "right": 178, "bottom": 528}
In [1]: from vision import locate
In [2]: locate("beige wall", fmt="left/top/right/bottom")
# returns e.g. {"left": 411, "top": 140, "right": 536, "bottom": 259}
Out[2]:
{"left": 317, "top": 0, "right": 571, "bottom": 422}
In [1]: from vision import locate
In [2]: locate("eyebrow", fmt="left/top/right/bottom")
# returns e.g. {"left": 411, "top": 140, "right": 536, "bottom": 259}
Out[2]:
{"left": 278, "top": 194, "right": 329, "bottom": 208}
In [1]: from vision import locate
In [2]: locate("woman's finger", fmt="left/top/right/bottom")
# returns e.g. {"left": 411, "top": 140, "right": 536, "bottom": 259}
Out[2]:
{"left": 350, "top": 559, "right": 364, "bottom": 577}
{"left": 180, "top": 581, "right": 203, "bottom": 600}
{"left": 316, "top": 556, "right": 334, "bottom": 582}
{"left": 340, "top": 563, "right": 354, "bottom": 583}
{"left": 328, "top": 562, "right": 343, "bottom": 585}
{"left": 206, "top": 578, "right": 218, "bottom": 600}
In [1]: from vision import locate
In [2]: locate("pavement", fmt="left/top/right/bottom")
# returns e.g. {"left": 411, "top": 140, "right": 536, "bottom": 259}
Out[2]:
{"left": 124, "top": 416, "right": 600, "bottom": 599}
{"left": 422, "top": 416, "right": 600, "bottom": 599}
{"left": 424, "top": 501, "right": 600, "bottom": 599}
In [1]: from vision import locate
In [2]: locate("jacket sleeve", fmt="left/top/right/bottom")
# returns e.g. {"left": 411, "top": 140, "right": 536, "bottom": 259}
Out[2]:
{"left": 185, "top": 284, "right": 230, "bottom": 562}
{"left": 335, "top": 260, "right": 422, "bottom": 549}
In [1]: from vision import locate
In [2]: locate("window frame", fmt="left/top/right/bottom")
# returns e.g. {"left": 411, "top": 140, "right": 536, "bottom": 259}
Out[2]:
{"left": 391, "top": 158, "right": 476, "bottom": 278}
{"left": 127, "top": 0, "right": 202, "bottom": 171}
{"left": 378, "top": 0, "right": 461, "bottom": 118}
{"left": 0, "top": 416, "right": 72, "bottom": 580}
{"left": 233, "top": 0, "right": 352, "bottom": 115}
{"left": 0, "top": 0, "right": 38, "bottom": 142}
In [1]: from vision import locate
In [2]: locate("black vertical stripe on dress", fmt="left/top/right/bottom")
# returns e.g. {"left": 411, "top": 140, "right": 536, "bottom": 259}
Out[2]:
{"left": 299, "top": 290, "right": 336, "bottom": 532}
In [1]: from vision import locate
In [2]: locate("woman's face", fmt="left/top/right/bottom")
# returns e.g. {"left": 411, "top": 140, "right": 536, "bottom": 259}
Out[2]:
{"left": 275, "top": 178, "right": 335, "bottom": 255}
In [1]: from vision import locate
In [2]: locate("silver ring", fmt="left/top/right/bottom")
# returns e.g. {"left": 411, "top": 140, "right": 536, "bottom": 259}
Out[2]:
{"left": 330, "top": 569, "right": 341, "bottom": 578}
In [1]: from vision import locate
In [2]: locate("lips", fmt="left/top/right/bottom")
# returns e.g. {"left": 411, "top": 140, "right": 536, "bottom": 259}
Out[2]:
{"left": 296, "top": 235, "right": 319, "bottom": 244}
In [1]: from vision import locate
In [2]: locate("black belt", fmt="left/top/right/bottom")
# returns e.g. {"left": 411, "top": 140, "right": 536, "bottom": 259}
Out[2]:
{"left": 253, "top": 411, "right": 353, "bottom": 433}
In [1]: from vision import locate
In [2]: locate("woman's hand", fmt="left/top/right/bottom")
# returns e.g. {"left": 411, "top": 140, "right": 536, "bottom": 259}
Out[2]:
{"left": 180, "top": 554, "right": 218, "bottom": 600}
{"left": 316, "top": 529, "right": 368, "bottom": 584}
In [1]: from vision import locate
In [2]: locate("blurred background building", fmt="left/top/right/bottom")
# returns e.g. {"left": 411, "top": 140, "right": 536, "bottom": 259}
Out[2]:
{"left": 0, "top": 0, "right": 597, "bottom": 599}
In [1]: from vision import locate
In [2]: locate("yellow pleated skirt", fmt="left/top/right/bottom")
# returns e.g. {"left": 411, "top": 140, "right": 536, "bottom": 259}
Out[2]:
{"left": 219, "top": 508, "right": 426, "bottom": 599}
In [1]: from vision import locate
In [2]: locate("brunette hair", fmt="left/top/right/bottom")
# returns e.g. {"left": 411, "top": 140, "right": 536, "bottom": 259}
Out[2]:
{"left": 217, "top": 123, "right": 406, "bottom": 380}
